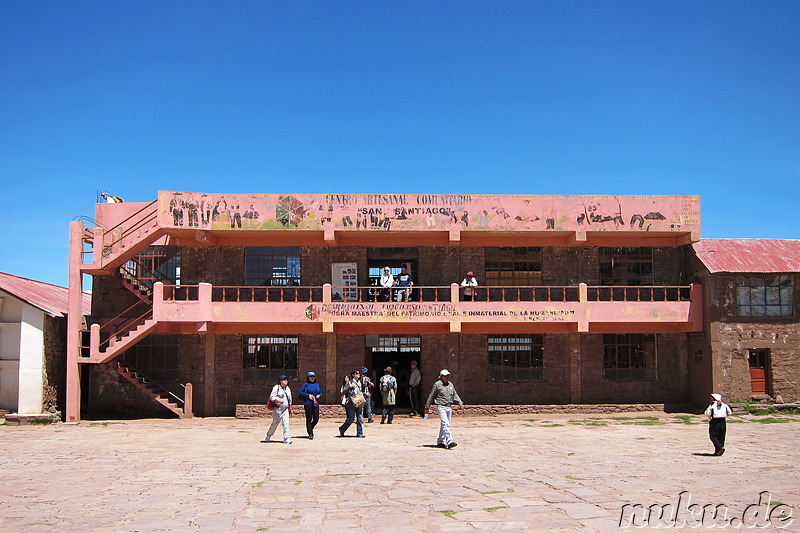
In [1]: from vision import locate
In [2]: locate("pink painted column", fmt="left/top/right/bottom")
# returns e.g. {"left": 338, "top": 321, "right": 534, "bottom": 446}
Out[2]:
{"left": 66, "top": 221, "right": 85, "bottom": 422}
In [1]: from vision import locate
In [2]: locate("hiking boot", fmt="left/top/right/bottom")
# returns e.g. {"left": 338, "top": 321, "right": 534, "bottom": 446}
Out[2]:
{"left": 447, "top": 442, "right": 458, "bottom": 449}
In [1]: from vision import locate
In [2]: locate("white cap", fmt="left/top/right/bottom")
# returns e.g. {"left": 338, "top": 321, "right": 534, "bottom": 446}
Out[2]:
{"left": 440, "top": 369, "right": 451, "bottom": 376}
{"left": 711, "top": 393, "right": 722, "bottom": 402}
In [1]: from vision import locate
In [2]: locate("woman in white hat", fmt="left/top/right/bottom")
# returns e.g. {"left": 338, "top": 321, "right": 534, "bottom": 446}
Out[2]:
{"left": 704, "top": 393, "right": 732, "bottom": 456}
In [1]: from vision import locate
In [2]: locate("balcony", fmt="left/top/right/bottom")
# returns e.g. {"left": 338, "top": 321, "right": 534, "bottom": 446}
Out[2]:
{"left": 152, "top": 282, "right": 702, "bottom": 335}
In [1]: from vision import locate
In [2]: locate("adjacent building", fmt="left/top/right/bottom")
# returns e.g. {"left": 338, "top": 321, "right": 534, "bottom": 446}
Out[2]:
{"left": 690, "top": 239, "right": 800, "bottom": 406}
{"left": 0, "top": 272, "right": 90, "bottom": 416}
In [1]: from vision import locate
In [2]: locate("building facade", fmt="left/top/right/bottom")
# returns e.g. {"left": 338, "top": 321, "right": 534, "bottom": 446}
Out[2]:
{"left": 689, "top": 239, "right": 800, "bottom": 406}
{"left": 66, "top": 192, "right": 706, "bottom": 420}
{"left": 0, "top": 272, "right": 90, "bottom": 416}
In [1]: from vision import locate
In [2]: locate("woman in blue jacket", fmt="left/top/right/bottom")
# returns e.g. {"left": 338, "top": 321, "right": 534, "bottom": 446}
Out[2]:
{"left": 298, "top": 371, "right": 323, "bottom": 439}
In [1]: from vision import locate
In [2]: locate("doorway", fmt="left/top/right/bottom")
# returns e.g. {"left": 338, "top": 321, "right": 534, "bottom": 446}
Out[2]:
{"left": 366, "top": 334, "right": 421, "bottom": 409}
{"left": 748, "top": 348, "right": 770, "bottom": 396}
{"left": 367, "top": 247, "right": 418, "bottom": 302}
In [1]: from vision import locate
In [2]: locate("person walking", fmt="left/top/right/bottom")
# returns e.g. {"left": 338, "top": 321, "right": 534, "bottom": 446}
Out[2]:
{"left": 705, "top": 393, "right": 732, "bottom": 456}
{"left": 262, "top": 375, "right": 293, "bottom": 444}
{"left": 339, "top": 369, "right": 365, "bottom": 437}
{"left": 379, "top": 366, "right": 397, "bottom": 424}
{"left": 408, "top": 360, "right": 422, "bottom": 417}
{"left": 360, "top": 367, "right": 375, "bottom": 423}
{"left": 425, "top": 369, "right": 463, "bottom": 449}
{"left": 298, "top": 371, "right": 322, "bottom": 439}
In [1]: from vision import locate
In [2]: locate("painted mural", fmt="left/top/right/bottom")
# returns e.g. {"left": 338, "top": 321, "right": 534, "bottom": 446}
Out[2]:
{"left": 158, "top": 192, "right": 700, "bottom": 235}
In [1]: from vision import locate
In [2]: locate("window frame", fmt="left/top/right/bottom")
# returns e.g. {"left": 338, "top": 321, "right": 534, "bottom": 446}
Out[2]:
{"left": 488, "top": 334, "right": 545, "bottom": 382}
{"left": 244, "top": 246, "right": 301, "bottom": 287}
{"left": 242, "top": 335, "right": 299, "bottom": 382}
{"left": 602, "top": 333, "right": 658, "bottom": 381}
{"left": 485, "top": 247, "right": 543, "bottom": 286}
{"left": 735, "top": 275, "right": 794, "bottom": 318}
{"left": 598, "top": 247, "right": 654, "bottom": 286}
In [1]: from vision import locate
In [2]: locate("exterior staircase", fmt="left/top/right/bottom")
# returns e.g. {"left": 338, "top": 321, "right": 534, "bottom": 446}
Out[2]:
{"left": 113, "top": 362, "right": 192, "bottom": 418}
{"left": 91, "top": 317, "right": 158, "bottom": 363}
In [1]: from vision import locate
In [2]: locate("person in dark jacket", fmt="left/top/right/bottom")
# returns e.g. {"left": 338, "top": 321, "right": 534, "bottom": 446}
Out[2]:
{"left": 298, "top": 371, "right": 322, "bottom": 439}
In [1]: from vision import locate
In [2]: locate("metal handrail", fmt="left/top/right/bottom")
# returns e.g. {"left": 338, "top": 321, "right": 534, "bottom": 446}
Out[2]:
{"left": 116, "top": 361, "right": 185, "bottom": 407}
{"left": 99, "top": 308, "right": 153, "bottom": 349}
{"left": 103, "top": 201, "right": 159, "bottom": 250}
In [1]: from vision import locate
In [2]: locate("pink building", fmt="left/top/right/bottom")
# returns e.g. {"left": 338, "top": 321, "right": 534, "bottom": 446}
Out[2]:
{"left": 66, "top": 191, "right": 706, "bottom": 420}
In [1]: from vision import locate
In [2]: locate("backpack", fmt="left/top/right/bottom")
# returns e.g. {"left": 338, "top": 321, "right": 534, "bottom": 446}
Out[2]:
{"left": 380, "top": 375, "right": 391, "bottom": 393}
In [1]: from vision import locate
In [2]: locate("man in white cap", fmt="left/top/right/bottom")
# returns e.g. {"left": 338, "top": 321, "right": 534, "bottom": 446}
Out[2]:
{"left": 424, "top": 369, "right": 464, "bottom": 449}
{"left": 705, "top": 393, "right": 732, "bottom": 456}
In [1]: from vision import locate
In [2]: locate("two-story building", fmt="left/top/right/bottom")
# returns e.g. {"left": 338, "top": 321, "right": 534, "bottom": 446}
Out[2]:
{"left": 65, "top": 192, "right": 705, "bottom": 420}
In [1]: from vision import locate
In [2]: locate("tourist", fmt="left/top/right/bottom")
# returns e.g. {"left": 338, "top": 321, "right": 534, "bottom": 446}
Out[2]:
{"left": 425, "top": 369, "right": 463, "bottom": 449}
{"left": 705, "top": 393, "right": 732, "bottom": 456}
{"left": 408, "top": 360, "right": 422, "bottom": 417}
{"left": 360, "top": 367, "right": 375, "bottom": 423}
{"left": 395, "top": 265, "right": 414, "bottom": 301}
{"left": 339, "top": 369, "right": 365, "bottom": 437}
{"left": 460, "top": 271, "right": 478, "bottom": 301}
{"left": 379, "top": 266, "right": 394, "bottom": 302}
{"left": 297, "top": 371, "right": 322, "bottom": 439}
{"left": 379, "top": 366, "right": 397, "bottom": 424}
{"left": 262, "top": 375, "right": 292, "bottom": 444}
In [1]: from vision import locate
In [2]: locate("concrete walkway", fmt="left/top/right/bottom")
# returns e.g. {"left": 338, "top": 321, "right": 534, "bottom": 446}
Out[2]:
{"left": 1, "top": 411, "right": 797, "bottom": 532}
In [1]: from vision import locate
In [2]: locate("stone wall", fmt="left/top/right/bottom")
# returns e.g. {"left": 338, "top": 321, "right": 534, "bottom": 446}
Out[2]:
{"left": 235, "top": 403, "right": 672, "bottom": 419}
{"left": 42, "top": 315, "right": 67, "bottom": 415}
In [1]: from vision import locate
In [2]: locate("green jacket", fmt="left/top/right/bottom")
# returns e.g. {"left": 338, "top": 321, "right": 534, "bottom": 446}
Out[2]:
{"left": 425, "top": 380, "right": 463, "bottom": 407}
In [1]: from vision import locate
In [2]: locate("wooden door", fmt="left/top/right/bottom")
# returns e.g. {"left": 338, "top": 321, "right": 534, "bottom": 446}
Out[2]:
{"left": 748, "top": 349, "right": 769, "bottom": 395}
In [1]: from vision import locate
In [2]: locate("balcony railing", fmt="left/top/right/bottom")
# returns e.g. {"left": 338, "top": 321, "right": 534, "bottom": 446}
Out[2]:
{"left": 160, "top": 284, "right": 692, "bottom": 303}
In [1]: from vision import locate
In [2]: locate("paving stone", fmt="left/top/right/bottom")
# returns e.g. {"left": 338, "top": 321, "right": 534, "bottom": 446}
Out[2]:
{"left": 0, "top": 413, "right": 797, "bottom": 532}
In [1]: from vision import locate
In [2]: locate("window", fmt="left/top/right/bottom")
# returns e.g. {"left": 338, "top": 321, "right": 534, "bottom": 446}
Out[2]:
{"left": 242, "top": 335, "right": 298, "bottom": 382}
{"left": 485, "top": 247, "right": 542, "bottom": 286}
{"left": 599, "top": 247, "right": 653, "bottom": 286}
{"left": 123, "top": 246, "right": 181, "bottom": 289}
{"left": 245, "top": 246, "right": 301, "bottom": 286}
{"left": 602, "top": 334, "right": 657, "bottom": 380}
{"left": 488, "top": 334, "right": 544, "bottom": 381}
{"left": 736, "top": 276, "right": 793, "bottom": 317}
{"left": 121, "top": 334, "right": 180, "bottom": 382}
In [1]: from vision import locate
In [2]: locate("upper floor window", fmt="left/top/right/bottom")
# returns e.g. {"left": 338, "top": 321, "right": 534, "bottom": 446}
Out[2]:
{"left": 242, "top": 335, "right": 298, "bottom": 382}
{"left": 602, "top": 333, "right": 657, "bottom": 380}
{"left": 736, "top": 276, "right": 793, "bottom": 317}
{"left": 599, "top": 247, "right": 653, "bottom": 286}
{"left": 124, "top": 246, "right": 181, "bottom": 289}
{"left": 488, "top": 334, "right": 544, "bottom": 381}
{"left": 245, "top": 246, "right": 301, "bottom": 286}
{"left": 485, "top": 247, "right": 542, "bottom": 286}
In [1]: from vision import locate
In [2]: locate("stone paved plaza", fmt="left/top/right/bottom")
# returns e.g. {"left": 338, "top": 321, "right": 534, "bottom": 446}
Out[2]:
{"left": 1, "top": 411, "right": 797, "bottom": 532}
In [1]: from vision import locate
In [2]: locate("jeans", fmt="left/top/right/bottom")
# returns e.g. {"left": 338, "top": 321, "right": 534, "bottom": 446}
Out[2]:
{"left": 362, "top": 395, "right": 374, "bottom": 420}
{"left": 340, "top": 403, "right": 364, "bottom": 436}
{"left": 266, "top": 405, "right": 291, "bottom": 442}
{"left": 437, "top": 405, "right": 454, "bottom": 445}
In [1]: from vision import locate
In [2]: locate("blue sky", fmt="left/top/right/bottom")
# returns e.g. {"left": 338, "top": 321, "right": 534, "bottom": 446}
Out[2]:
{"left": 1, "top": 1, "right": 798, "bottom": 287}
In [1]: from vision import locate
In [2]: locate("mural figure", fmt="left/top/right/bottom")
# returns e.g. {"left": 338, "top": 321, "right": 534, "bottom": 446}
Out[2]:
{"left": 169, "top": 195, "right": 185, "bottom": 226}
{"left": 230, "top": 203, "right": 242, "bottom": 229}
{"left": 186, "top": 195, "right": 199, "bottom": 228}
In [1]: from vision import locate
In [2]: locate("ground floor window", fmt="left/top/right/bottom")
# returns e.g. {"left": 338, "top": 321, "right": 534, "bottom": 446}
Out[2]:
{"left": 602, "top": 333, "right": 657, "bottom": 380}
{"left": 243, "top": 335, "right": 298, "bottom": 382}
{"left": 488, "top": 334, "right": 544, "bottom": 381}
{"left": 121, "top": 334, "right": 180, "bottom": 382}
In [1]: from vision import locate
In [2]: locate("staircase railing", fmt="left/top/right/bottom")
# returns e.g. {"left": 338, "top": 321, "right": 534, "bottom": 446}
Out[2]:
{"left": 114, "top": 361, "right": 193, "bottom": 417}
{"left": 96, "top": 299, "right": 154, "bottom": 351}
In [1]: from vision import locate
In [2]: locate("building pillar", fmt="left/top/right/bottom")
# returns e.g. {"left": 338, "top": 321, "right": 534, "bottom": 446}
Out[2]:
{"left": 65, "top": 221, "right": 84, "bottom": 422}
{"left": 569, "top": 333, "right": 582, "bottom": 404}
{"left": 325, "top": 333, "right": 337, "bottom": 404}
{"left": 203, "top": 333, "right": 215, "bottom": 416}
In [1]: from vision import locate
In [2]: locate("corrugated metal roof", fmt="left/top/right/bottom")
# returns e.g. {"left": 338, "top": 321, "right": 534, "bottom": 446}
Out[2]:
{"left": 693, "top": 239, "right": 800, "bottom": 274}
{"left": 0, "top": 272, "right": 91, "bottom": 317}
